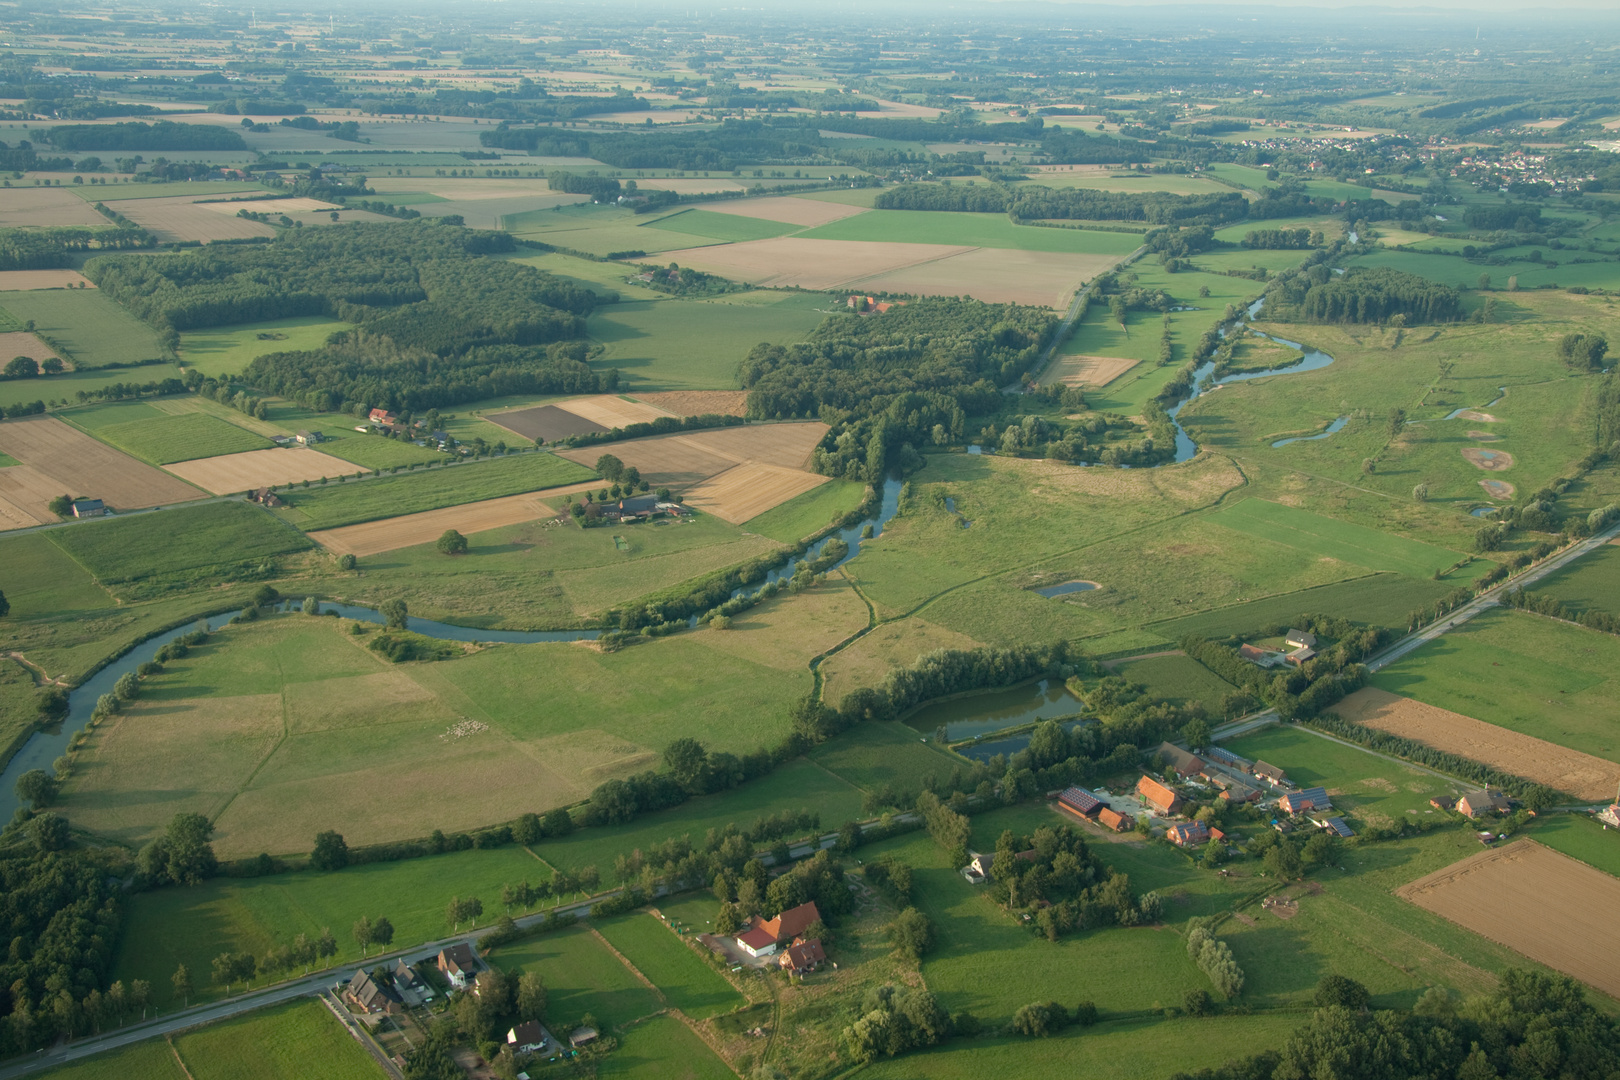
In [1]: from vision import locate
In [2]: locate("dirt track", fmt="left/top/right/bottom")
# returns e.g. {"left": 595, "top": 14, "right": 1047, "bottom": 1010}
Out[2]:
{"left": 309, "top": 482, "right": 601, "bottom": 556}
{"left": 0, "top": 415, "right": 203, "bottom": 512}
{"left": 1398, "top": 839, "right": 1620, "bottom": 999}
{"left": 1336, "top": 687, "right": 1620, "bottom": 801}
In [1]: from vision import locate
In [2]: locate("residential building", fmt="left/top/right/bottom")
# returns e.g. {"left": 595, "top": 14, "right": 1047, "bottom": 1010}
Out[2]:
{"left": 737, "top": 901, "right": 821, "bottom": 958}
{"left": 368, "top": 408, "right": 398, "bottom": 426}
{"left": 1598, "top": 802, "right": 1620, "bottom": 828}
{"left": 1285, "top": 629, "right": 1318, "bottom": 649}
{"left": 294, "top": 430, "right": 323, "bottom": 446}
{"left": 1285, "top": 647, "right": 1317, "bottom": 667}
{"left": 508, "top": 1021, "right": 551, "bottom": 1055}
{"left": 1430, "top": 796, "right": 1457, "bottom": 812}
{"left": 1136, "top": 775, "right": 1184, "bottom": 816}
{"left": 344, "top": 969, "right": 400, "bottom": 1015}
{"left": 777, "top": 937, "right": 826, "bottom": 975}
{"left": 1166, "top": 821, "right": 1224, "bottom": 848}
{"left": 961, "top": 853, "right": 994, "bottom": 884}
{"left": 1252, "top": 761, "right": 1287, "bottom": 785}
{"left": 1157, "top": 742, "right": 1206, "bottom": 777}
{"left": 392, "top": 959, "right": 430, "bottom": 1005}
{"left": 71, "top": 498, "right": 105, "bottom": 518}
{"left": 249, "top": 488, "right": 283, "bottom": 508}
{"left": 1218, "top": 780, "right": 1262, "bottom": 804}
{"left": 437, "top": 943, "right": 479, "bottom": 989}
{"left": 1456, "top": 789, "right": 1510, "bottom": 818}
{"left": 1279, "top": 787, "right": 1330, "bottom": 814}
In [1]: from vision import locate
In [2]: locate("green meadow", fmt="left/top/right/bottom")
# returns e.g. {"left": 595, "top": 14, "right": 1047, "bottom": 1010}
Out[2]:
{"left": 505, "top": 203, "right": 719, "bottom": 257}
{"left": 487, "top": 924, "right": 664, "bottom": 1030}
{"left": 173, "top": 1001, "right": 385, "bottom": 1080}
{"left": 596, "top": 912, "right": 745, "bottom": 1019}
{"left": 1148, "top": 574, "right": 1454, "bottom": 640}
{"left": 47, "top": 501, "right": 313, "bottom": 590}
{"left": 93, "top": 412, "right": 271, "bottom": 464}
{"left": 0, "top": 289, "right": 168, "bottom": 368}
{"left": 1527, "top": 541, "right": 1620, "bottom": 618}
{"left": 807, "top": 720, "right": 967, "bottom": 795}
{"left": 178, "top": 317, "right": 353, "bottom": 379}
{"left": 1369, "top": 607, "right": 1620, "bottom": 765}
{"left": 798, "top": 210, "right": 1143, "bottom": 254}
{"left": 643, "top": 207, "right": 800, "bottom": 242}
{"left": 599, "top": 1015, "right": 735, "bottom": 1080}
{"left": 306, "top": 430, "right": 445, "bottom": 470}
{"left": 1210, "top": 499, "right": 1472, "bottom": 580}
{"left": 742, "top": 478, "right": 866, "bottom": 543}
{"left": 1112, "top": 652, "right": 1237, "bottom": 711}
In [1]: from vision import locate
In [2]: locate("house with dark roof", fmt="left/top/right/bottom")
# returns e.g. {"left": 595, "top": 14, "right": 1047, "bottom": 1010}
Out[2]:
{"left": 1457, "top": 789, "right": 1510, "bottom": 818}
{"left": 1285, "top": 647, "right": 1317, "bottom": 667}
{"left": 1252, "top": 761, "right": 1287, "bottom": 785}
{"left": 777, "top": 938, "right": 826, "bottom": 975}
{"left": 71, "top": 498, "right": 105, "bottom": 518}
{"left": 1279, "top": 787, "right": 1330, "bottom": 815}
{"left": 1285, "top": 629, "right": 1318, "bottom": 649}
{"left": 437, "top": 943, "right": 480, "bottom": 989}
{"left": 1157, "top": 742, "right": 1206, "bottom": 777}
{"left": 508, "top": 1021, "right": 553, "bottom": 1055}
{"left": 737, "top": 901, "right": 821, "bottom": 958}
{"left": 249, "top": 487, "right": 283, "bottom": 508}
{"left": 392, "top": 958, "right": 430, "bottom": 1005}
{"left": 1218, "top": 780, "right": 1262, "bottom": 804}
{"left": 1136, "top": 775, "right": 1184, "bottom": 816}
{"left": 1204, "top": 746, "right": 1252, "bottom": 771}
{"left": 1317, "top": 816, "right": 1356, "bottom": 838}
{"left": 1057, "top": 786, "right": 1102, "bottom": 819}
{"left": 962, "top": 853, "right": 994, "bottom": 884}
{"left": 344, "top": 969, "right": 401, "bottom": 1015}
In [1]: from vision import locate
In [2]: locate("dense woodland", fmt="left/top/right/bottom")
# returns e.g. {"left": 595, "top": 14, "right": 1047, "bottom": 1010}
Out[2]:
{"left": 874, "top": 182, "right": 1250, "bottom": 226}
{"left": 0, "top": 225, "right": 152, "bottom": 271}
{"left": 44, "top": 121, "right": 245, "bottom": 152}
{"left": 1264, "top": 265, "right": 1464, "bottom": 324}
{"left": 741, "top": 298, "right": 1056, "bottom": 480}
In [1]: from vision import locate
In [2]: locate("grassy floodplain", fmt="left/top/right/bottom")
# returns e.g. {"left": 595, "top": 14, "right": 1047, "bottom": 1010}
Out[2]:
{"left": 741, "top": 477, "right": 866, "bottom": 542}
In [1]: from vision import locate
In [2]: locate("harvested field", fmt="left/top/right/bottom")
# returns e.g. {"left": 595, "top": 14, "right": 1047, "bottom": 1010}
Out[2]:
{"left": 683, "top": 463, "right": 830, "bottom": 523}
{"left": 675, "top": 423, "right": 826, "bottom": 470}
{"left": 555, "top": 394, "right": 675, "bottom": 429}
{"left": 634, "top": 390, "right": 750, "bottom": 417}
{"left": 308, "top": 482, "right": 599, "bottom": 557}
{"left": 850, "top": 247, "right": 1115, "bottom": 308}
{"left": 0, "top": 331, "right": 64, "bottom": 367}
{"left": 701, "top": 196, "right": 869, "bottom": 228}
{"left": 1457, "top": 410, "right": 1499, "bottom": 423}
{"left": 101, "top": 196, "right": 275, "bottom": 243}
{"left": 1397, "top": 839, "right": 1620, "bottom": 1000}
{"left": 652, "top": 237, "right": 975, "bottom": 291}
{"left": 0, "top": 463, "right": 57, "bottom": 529}
{"left": 0, "top": 415, "right": 203, "bottom": 510}
{"left": 0, "top": 270, "right": 93, "bottom": 290}
{"left": 1462, "top": 448, "right": 1514, "bottom": 471}
{"left": 1048, "top": 354, "right": 1140, "bottom": 387}
{"left": 0, "top": 186, "right": 104, "bottom": 228}
{"left": 563, "top": 434, "right": 735, "bottom": 486}
{"left": 1480, "top": 479, "right": 1515, "bottom": 498}
{"left": 1335, "top": 687, "right": 1620, "bottom": 801}
{"left": 164, "top": 447, "right": 355, "bottom": 495}
{"left": 193, "top": 196, "right": 336, "bottom": 216}
{"left": 486, "top": 404, "right": 606, "bottom": 444}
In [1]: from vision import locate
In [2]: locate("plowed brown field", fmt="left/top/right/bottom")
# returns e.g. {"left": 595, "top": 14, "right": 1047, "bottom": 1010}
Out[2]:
{"left": 0, "top": 332, "right": 65, "bottom": 367}
{"left": 164, "top": 447, "right": 355, "bottom": 495}
{"left": 703, "top": 196, "right": 868, "bottom": 227}
{"left": 852, "top": 247, "right": 1113, "bottom": 308}
{"left": 0, "top": 415, "right": 202, "bottom": 511}
{"left": 310, "top": 482, "right": 601, "bottom": 556}
{"left": 684, "top": 463, "right": 830, "bottom": 523}
{"left": 1397, "top": 839, "right": 1620, "bottom": 999}
{"left": 1336, "top": 687, "right": 1620, "bottom": 801}
{"left": 1044, "top": 354, "right": 1140, "bottom": 387}
{"left": 654, "top": 238, "right": 975, "bottom": 291}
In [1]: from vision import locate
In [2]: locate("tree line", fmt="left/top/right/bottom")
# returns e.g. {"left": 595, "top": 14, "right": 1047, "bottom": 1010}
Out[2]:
{"left": 45, "top": 121, "right": 246, "bottom": 152}
{"left": 1265, "top": 265, "right": 1463, "bottom": 324}
{"left": 873, "top": 182, "right": 1249, "bottom": 226}
{"left": 0, "top": 225, "right": 152, "bottom": 271}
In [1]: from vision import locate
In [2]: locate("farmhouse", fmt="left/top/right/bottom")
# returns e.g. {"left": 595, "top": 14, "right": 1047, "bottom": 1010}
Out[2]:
{"left": 1279, "top": 787, "right": 1331, "bottom": 815}
{"left": 1136, "top": 775, "right": 1184, "bottom": 816}
{"left": 437, "top": 943, "right": 480, "bottom": 989}
{"left": 71, "top": 498, "right": 106, "bottom": 518}
{"left": 1457, "top": 789, "right": 1511, "bottom": 818}
{"left": 508, "top": 1021, "right": 553, "bottom": 1055}
{"left": 343, "top": 969, "right": 401, "bottom": 1015}
{"left": 249, "top": 487, "right": 283, "bottom": 508}
{"left": 368, "top": 408, "right": 399, "bottom": 426}
{"left": 962, "top": 853, "right": 994, "bottom": 884}
{"left": 778, "top": 937, "right": 826, "bottom": 975}
{"left": 1253, "top": 761, "right": 1287, "bottom": 785}
{"left": 1431, "top": 796, "right": 1457, "bottom": 812}
{"left": 1157, "top": 742, "right": 1206, "bottom": 777}
{"left": 1098, "top": 806, "right": 1134, "bottom": 832}
{"left": 1599, "top": 801, "right": 1620, "bottom": 828}
{"left": 295, "top": 430, "right": 324, "bottom": 446}
{"left": 1166, "top": 821, "right": 1224, "bottom": 848}
{"left": 737, "top": 900, "right": 821, "bottom": 958}
{"left": 1057, "top": 786, "right": 1103, "bottom": 819}
{"left": 1285, "top": 629, "right": 1318, "bottom": 649}
{"left": 1217, "top": 779, "right": 1262, "bottom": 804}
{"left": 597, "top": 494, "right": 692, "bottom": 522}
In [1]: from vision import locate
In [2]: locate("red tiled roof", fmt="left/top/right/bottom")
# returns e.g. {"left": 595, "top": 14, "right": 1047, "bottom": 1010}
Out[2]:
{"left": 1137, "top": 775, "right": 1182, "bottom": 813}
{"left": 759, "top": 901, "right": 821, "bottom": 943}
{"left": 738, "top": 927, "right": 777, "bottom": 950}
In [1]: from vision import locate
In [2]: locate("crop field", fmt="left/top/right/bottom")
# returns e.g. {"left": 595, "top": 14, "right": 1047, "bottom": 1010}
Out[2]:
{"left": 47, "top": 500, "right": 311, "bottom": 589}
{"left": 636, "top": 390, "right": 751, "bottom": 417}
{"left": 1531, "top": 540, "right": 1620, "bottom": 618}
{"left": 489, "top": 925, "right": 665, "bottom": 1030}
{"left": 113, "top": 844, "right": 556, "bottom": 1007}
{"left": 1046, "top": 352, "right": 1140, "bottom": 387}
{"left": 0, "top": 269, "right": 95, "bottom": 290}
{"left": 682, "top": 462, "right": 830, "bottom": 523}
{"left": 0, "top": 289, "right": 167, "bottom": 367}
{"left": 586, "top": 293, "right": 830, "bottom": 392}
{"left": 91, "top": 412, "right": 271, "bottom": 464}
{"left": 651, "top": 236, "right": 974, "bottom": 291}
{"left": 178, "top": 316, "right": 353, "bottom": 378}
{"left": 164, "top": 447, "right": 356, "bottom": 495}
{"left": 797, "top": 210, "right": 1144, "bottom": 255}
{"left": 1397, "top": 839, "right": 1620, "bottom": 1000}
{"left": 1111, "top": 652, "right": 1236, "bottom": 711}
{"left": 643, "top": 207, "right": 800, "bottom": 242}
{"left": 1211, "top": 499, "right": 1471, "bottom": 580}
{"left": 558, "top": 422, "right": 827, "bottom": 498}
{"left": 303, "top": 431, "right": 444, "bottom": 470}
{"left": 1369, "top": 607, "right": 1620, "bottom": 768}
{"left": 701, "top": 195, "right": 869, "bottom": 227}
{"left": 741, "top": 477, "right": 865, "bottom": 542}
{"left": 1525, "top": 814, "right": 1620, "bottom": 880}
{"left": 67, "top": 180, "right": 268, "bottom": 201}
{"left": 0, "top": 414, "right": 204, "bottom": 510}
{"left": 0, "top": 461, "right": 66, "bottom": 528}
{"left": 0, "top": 185, "right": 107, "bottom": 227}
{"left": 552, "top": 394, "right": 676, "bottom": 429}
{"left": 859, "top": 246, "right": 1116, "bottom": 309}
{"left": 506, "top": 203, "right": 722, "bottom": 257}
{"left": 501, "top": 249, "right": 667, "bottom": 301}
{"left": 1015, "top": 170, "right": 1238, "bottom": 197}
{"left": 597, "top": 913, "right": 745, "bottom": 1019}
{"left": 102, "top": 195, "right": 276, "bottom": 242}
{"left": 309, "top": 483, "right": 596, "bottom": 557}
{"left": 271, "top": 452, "right": 597, "bottom": 530}
{"left": 1334, "top": 687, "right": 1620, "bottom": 801}
{"left": 1148, "top": 574, "right": 1454, "bottom": 639}
{"left": 486, "top": 404, "right": 607, "bottom": 443}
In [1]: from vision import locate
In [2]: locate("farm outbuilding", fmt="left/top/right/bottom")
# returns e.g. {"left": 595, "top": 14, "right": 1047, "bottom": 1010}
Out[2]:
{"left": 1136, "top": 775, "right": 1184, "bottom": 815}
{"left": 1157, "top": 742, "right": 1206, "bottom": 778}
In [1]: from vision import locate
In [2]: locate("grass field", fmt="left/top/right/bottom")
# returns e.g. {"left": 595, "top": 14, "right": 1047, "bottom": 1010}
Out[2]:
{"left": 61, "top": 401, "right": 167, "bottom": 431}
{"left": 0, "top": 289, "right": 167, "bottom": 368}
{"left": 1112, "top": 652, "right": 1236, "bottom": 711}
{"left": 1369, "top": 607, "right": 1620, "bottom": 766}
{"left": 1211, "top": 499, "right": 1472, "bottom": 580}
{"left": 273, "top": 452, "right": 596, "bottom": 530}
{"left": 31, "top": 1038, "right": 189, "bottom": 1080}
{"left": 588, "top": 293, "right": 830, "bottom": 392}
{"left": 1147, "top": 574, "right": 1455, "bottom": 639}
{"left": 0, "top": 530, "right": 113, "bottom": 616}
{"left": 600, "top": 1015, "right": 735, "bottom": 1080}
{"left": 742, "top": 478, "right": 866, "bottom": 542}
{"left": 506, "top": 203, "right": 722, "bottom": 257}
{"left": 113, "top": 845, "right": 557, "bottom": 1005}
{"left": 92, "top": 413, "right": 272, "bottom": 465}
{"left": 174, "top": 1000, "right": 385, "bottom": 1080}
{"left": 1527, "top": 814, "right": 1620, "bottom": 879}
{"left": 597, "top": 912, "right": 745, "bottom": 1019}
{"left": 47, "top": 501, "right": 313, "bottom": 589}
{"left": 643, "top": 208, "right": 801, "bottom": 242}
{"left": 488, "top": 924, "right": 664, "bottom": 1030}
{"left": 807, "top": 720, "right": 967, "bottom": 795}
{"left": 178, "top": 317, "right": 353, "bottom": 378}
{"left": 797, "top": 210, "right": 1143, "bottom": 254}
{"left": 1530, "top": 541, "right": 1620, "bottom": 618}
{"left": 0, "top": 363, "right": 187, "bottom": 410}
{"left": 306, "top": 431, "right": 445, "bottom": 470}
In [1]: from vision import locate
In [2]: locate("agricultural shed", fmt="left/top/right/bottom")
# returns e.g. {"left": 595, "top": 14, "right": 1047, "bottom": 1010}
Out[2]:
{"left": 1136, "top": 775, "right": 1184, "bottom": 815}
{"left": 1098, "top": 806, "right": 1134, "bottom": 832}
{"left": 1057, "top": 786, "right": 1102, "bottom": 818}
{"left": 570, "top": 1027, "right": 599, "bottom": 1048}
{"left": 1157, "top": 742, "right": 1206, "bottom": 777}
{"left": 71, "top": 498, "right": 106, "bottom": 517}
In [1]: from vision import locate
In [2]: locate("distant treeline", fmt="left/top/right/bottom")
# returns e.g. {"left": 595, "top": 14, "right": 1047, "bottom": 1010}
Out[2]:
{"left": 740, "top": 297, "right": 1056, "bottom": 481}
{"left": 45, "top": 121, "right": 246, "bottom": 152}
{"left": 875, "top": 182, "right": 1248, "bottom": 226}
{"left": 0, "top": 225, "right": 152, "bottom": 271}
{"left": 364, "top": 87, "right": 651, "bottom": 123}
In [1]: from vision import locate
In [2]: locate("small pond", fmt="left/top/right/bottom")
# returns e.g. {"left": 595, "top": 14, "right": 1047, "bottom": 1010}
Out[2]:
{"left": 1034, "top": 580, "right": 1099, "bottom": 598}
{"left": 903, "top": 678, "right": 1084, "bottom": 741}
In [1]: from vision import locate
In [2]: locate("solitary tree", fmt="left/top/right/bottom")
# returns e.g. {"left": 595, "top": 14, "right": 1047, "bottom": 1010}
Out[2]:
{"left": 380, "top": 598, "right": 408, "bottom": 630}
{"left": 353, "top": 915, "right": 374, "bottom": 958}
{"left": 594, "top": 454, "right": 624, "bottom": 481}
{"left": 371, "top": 916, "right": 394, "bottom": 950}
{"left": 171, "top": 964, "right": 192, "bottom": 1007}
{"left": 436, "top": 529, "right": 469, "bottom": 556}
{"left": 15, "top": 768, "right": 57, "bottom": 809}
{"left": 0, "top": 588, "right": 7, "bottom": 617}
{"left": 47, "top": 494, "right": 73, "bottom": 518}
{"left": 316, "top": 928, "right": 338, "bottom": 963}
{"left": 302, "top": 595, "right": 321, "bottom": 615}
